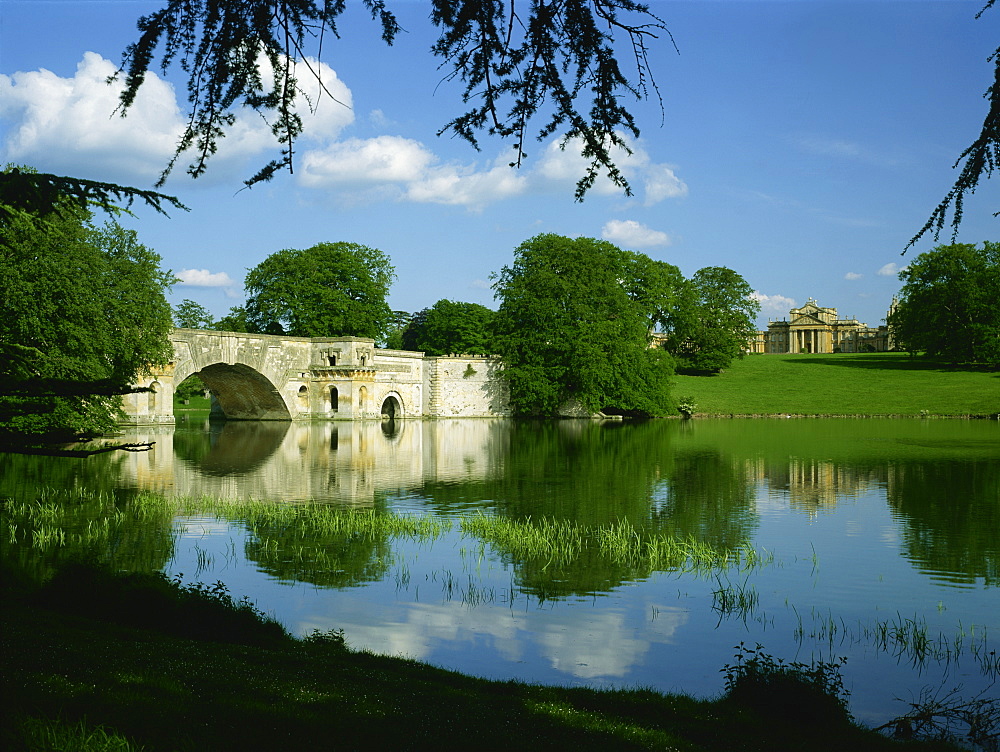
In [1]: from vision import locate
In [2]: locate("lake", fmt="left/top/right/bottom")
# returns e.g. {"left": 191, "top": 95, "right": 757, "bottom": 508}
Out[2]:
{"left": 2, "top": 417, "right": 997, "bottom": 729}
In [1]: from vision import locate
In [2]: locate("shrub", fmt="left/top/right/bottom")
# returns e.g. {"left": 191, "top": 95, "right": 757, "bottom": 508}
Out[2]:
{"left": 721, "top": 642, "right": 851, "bottom": 727}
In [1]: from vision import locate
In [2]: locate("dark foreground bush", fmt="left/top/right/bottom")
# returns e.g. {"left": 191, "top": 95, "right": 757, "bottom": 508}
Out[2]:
{"left": 28, "top": 559, "right": 289, "bottom": 647}
{"left": 721, "top": 642, "right": 852, "bottom": 727}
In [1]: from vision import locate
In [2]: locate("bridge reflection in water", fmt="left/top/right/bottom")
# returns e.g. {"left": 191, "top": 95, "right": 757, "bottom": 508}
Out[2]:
{"left": 121, "top": 418, "right": 510, "bottom": 505}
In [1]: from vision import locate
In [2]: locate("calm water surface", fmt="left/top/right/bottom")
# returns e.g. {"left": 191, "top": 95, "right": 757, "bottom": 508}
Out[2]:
{"left": 3, "top": 417, "right": 997, "bottom": 727}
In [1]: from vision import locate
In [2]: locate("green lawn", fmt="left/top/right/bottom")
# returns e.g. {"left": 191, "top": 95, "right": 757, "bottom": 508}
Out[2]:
{"left": 674, "top": 353, "right": 999, "bottom": 417}
{"left": 173, "top": 393, "right": 212, "bottom": 412}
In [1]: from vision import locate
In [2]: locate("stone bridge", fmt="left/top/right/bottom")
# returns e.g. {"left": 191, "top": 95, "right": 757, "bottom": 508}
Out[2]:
{"left": 122, "top": 329, "right": 508, "bottom": 424}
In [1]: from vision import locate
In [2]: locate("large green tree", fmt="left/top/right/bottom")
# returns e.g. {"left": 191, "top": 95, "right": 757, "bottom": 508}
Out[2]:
{"left": 401, "top": 300, "right": 495, "bottom": 356}
{"left": 244, "top": 242, "right": 395, "bottom": 339}
{"left": 492, "top": 234, "right": 675, "bottom": 417}
{"left": 0, "top": 195, "right": 175, "bottom": 454}
{"left": 660, "top": 266, "right": 760, "bottom": 374}
{"left": 889, "top": 241, "right": 1000, "bottom": 365}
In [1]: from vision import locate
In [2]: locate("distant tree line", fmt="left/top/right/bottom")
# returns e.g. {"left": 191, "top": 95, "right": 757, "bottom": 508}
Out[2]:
{"left": 11, "top": 156, "right": 992, "bottom": 456}
{"left": 177, "top": 233, "right": 760, "bottom": 418}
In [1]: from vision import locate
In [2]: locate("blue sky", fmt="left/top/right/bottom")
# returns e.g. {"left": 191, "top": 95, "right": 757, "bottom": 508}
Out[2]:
{"left": 2, "top": 0, "right": 996, "bottom": 329}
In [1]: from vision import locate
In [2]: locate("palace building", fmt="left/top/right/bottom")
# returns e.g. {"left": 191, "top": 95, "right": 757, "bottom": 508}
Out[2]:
{"left": 757, "top": 298, "right": 892, "bottom": 354}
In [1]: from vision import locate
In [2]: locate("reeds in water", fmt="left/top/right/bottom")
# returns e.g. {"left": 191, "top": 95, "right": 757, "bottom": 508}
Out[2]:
{"left": 175, "top": 496, "right": 453, "bottom": 542}
{"left": 460, "top": 513, "right": 584, "bottom": 569}
{"left": 4, "top": 488, "right": 174, "bottom": 553}
{"left": 461, "top": 512, "right": 771, "bottom": 576}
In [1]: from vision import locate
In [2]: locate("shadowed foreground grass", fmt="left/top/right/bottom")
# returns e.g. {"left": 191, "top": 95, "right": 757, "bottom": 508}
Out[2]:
{"left": 674, "top": 353, "right": 999, "bottom": 417}
{"left": 1, "top": 563, "right": 963, "bottom": 752}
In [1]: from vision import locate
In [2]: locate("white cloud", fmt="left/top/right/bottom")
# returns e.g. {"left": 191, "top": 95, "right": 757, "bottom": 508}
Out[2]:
{"left": 751, "top": 292, "right": 796, "bottom": 315}
{"left": 0, "top": 53, "right": 683, "bottom": 209}
{"left": 405, "top": 160, "right": 526, "bottom": 209}
{"left": 0, "top": 52, "right": 352, "bottom": 186}
{"left": 877, "top": 262, "right": 906, "bottom": 277}
{"left": 535, "top": 136, "right": 687, "bottom": 206}
{"left": 0, "top": 52, "right": 181, "bottom": 181}
{"left": 601, "top": 219, "right": 671, "bottom": 248}
{"left": 797, "top": 136, "right": 862, "bottom": 159}
{"left": 641, "top": 163, "right": 689, "bottom": 205}
{"left": 301, "top": 136, "right": 435, "bottom": 185}
{"left": 177, "top": 269, "right": 237, "bottom": 288}
{"left": 844, "top": 272, "right": 863, "bottom": 280}
{"left": 300, "top": 137, "right": 527, "bottom": 209}
{"left": 368, "top": 109, "right": 390, "bottom": 128}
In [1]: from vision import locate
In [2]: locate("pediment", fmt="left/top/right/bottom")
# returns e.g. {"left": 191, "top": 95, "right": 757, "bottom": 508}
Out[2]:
{"left": 791, "top": 313, "right": 824, "bottom": 326}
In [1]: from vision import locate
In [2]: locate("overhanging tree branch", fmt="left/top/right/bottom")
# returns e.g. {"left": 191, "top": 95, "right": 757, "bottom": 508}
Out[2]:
{"left": 0, "top": 170, "right": 188, "bottom": 227}
{"left": 111, "top": 0, "right": 670, "bottom": 199}
{"left": 907, "top": 1, "right": 998, "bottom": 250}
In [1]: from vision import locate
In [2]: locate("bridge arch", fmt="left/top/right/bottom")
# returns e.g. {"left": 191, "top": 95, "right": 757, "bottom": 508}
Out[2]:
{"left": 178, "top": 362, "right": 292, "bottom": 421}
{"left": 380, "top": 392, "right": 404, "bottom": 420}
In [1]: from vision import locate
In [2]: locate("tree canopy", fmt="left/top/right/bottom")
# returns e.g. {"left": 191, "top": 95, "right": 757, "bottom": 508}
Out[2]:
{"left": 173, "top": 299, "right": 216, "bottom": 329}
{"left": 0, "top": 188, "right": 175, "bottom": 454}
{"left": 244, "top": 242, "right": 395, "bottom": 339}
{"left": 889, "top": 241, "right": 1000, "bottom": 365}
{"left": 109, "top": 0, "right": 998, "bottom": 236}
{"left": 659, "top": 266, "right": 760, "bottom": 374}
{"left": 401, "top": 300, "right": 495, "bottom": 356}
{"left": 491, "top": 233, "right": 675, "bottom": 417}
{"left": 215, "top": 306, "right": 251, "bottom": 333}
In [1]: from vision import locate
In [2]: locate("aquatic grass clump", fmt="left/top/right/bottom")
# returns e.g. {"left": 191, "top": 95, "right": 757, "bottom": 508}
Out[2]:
{"left": 711, "top": 576, "right": 760, "bottom": 620}
{"left": 2, "top": 488, "right": 178, "bottom": 577}
{"left": 596, "top": 519, "right": 768, "bottom": 574}
{"left": 461, "top": 512, "right": 585, "bottom": 568}
{"left": 462, "top": 513, "right": 772, "bottom": 578}
{"left": 791, "top": 607, "right": 999, "bottom": 677}
{"left": 175, "top": 496, "right": 453, "bottom": 542}
{"left": 4, "top": 488, "right": 173, "bottom": 551}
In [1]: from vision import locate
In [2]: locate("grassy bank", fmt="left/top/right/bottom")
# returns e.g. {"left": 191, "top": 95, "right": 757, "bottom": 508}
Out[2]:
{"left": 674, "top": 354, "right": 999, "bottom": 417}
{"left": 1, "top": 563, "right": 963, "bottom": 752}
{"left": 173, "top": 393, "right": 212, "bottom": 414}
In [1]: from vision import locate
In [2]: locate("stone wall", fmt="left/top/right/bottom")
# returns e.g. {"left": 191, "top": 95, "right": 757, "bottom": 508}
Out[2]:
{"left": 422, "top": 356, "right": 509, "bottom": 418}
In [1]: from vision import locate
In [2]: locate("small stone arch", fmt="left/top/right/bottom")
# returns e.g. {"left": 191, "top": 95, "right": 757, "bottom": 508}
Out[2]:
{"left": 297, "top": 384, "right": 309, "bottom": 411}
{"left": 329, "top": 386, "right": 339, "bottom": 413}
{"left": 147, "top": 381, "right": 161, "bottom": 414}
{"left": 380, "top": 393, "right": 403, "bottom": 420}
{"left": 358, "top": 386, "right": 368, "bottom": 412}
